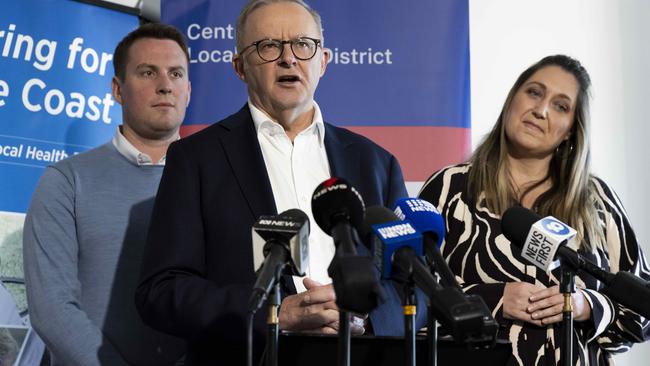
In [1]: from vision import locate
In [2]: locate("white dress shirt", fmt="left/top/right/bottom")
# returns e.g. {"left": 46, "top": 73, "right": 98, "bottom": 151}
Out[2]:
{"left": 249, "top": 101, "right": 334, "bottom": 293}
{"left": 111, "top": 126, "right": 172, "bottom": 166}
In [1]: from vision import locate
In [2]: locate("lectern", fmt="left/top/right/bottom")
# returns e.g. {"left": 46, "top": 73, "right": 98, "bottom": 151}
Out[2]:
{"left": 278, "top": 332, "right": 511, "bottom": 366}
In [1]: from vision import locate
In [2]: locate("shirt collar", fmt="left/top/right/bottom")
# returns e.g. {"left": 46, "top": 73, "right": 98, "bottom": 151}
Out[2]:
{"left": 248, "top": 99, "right": 325, "bottom": 146}
{"left": 111, "top": 126, "right": 171, "bottom": 166}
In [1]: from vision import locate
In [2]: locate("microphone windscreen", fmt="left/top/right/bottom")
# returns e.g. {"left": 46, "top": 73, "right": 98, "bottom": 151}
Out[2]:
{"left": 393, "top": 198, "right": 445, "bottom": 248}
{"left": 501, "top": 206, "right": 539, "bottom": 246}
{"left": 361, "top": 205, "right": 422, "bottom": 278}
{"left": 311, "top": 177, "right": 365, "bottom": 234}
{"left": 359, "top": 206, "right": 400, "bottom": 245}
{"left": 280, "top": 208, "right": 310, "bottom": 234}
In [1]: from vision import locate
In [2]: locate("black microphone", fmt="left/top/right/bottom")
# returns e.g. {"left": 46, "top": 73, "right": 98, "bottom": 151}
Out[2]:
{"left": 502, "top": 206, "right": 650, "bottom": 318}
{"left": 311, "top": 177, "right": 383, "bottom": 313}
{"left": 248, "top": 209, "right": 309, "bottom": 313}
{"left": 312, "top": 177, "right": 364, "bottom": 255}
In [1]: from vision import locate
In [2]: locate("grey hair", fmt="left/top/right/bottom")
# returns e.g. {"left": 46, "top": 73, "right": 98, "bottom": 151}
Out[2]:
{"left": 235, "top": 0, "right": 324, "bottom": 52}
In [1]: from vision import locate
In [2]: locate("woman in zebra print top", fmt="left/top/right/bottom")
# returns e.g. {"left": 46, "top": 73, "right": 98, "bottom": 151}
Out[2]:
{"left": 419, "top": 55, "right": 649, "bottom": 365}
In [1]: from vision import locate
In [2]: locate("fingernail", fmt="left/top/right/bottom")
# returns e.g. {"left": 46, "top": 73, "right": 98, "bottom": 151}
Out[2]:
{"left": 531, "top": 313, "right": 538, "bottom": 319}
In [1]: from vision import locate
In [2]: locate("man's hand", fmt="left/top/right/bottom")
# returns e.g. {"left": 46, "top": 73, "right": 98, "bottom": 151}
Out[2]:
{"left": 279, "top": 278, "right": 365, "bottom": 334}
{"left": 528, "top": 285, "right": 592, "bottom": 325}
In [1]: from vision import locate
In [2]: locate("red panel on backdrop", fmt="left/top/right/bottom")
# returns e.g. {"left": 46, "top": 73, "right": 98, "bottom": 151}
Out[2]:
{"left": 346, "top": 126, "right": 471, "bottom": 182}
{"left": 180, "top": 125, "right": 471, "bottom": 182}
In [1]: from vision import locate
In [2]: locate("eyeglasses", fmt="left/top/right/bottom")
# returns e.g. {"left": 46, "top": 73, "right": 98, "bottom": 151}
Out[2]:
{"left": 241, "top": 37, "right": 322, "bottom": 62}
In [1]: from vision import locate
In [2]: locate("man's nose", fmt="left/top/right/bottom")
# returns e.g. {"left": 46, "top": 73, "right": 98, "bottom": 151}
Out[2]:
{"left": 277, "top": 43, "right": 297, "bottom": 66}
{"left": 157, "top": 75, "right": 173, "bottom": 94}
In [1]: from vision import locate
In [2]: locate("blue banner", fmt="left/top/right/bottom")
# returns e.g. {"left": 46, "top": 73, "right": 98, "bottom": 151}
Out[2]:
{"left": 0, "top": 0, "right": 139, "bottom": 212}
{"left": 163, "top": 0, "right": 470, "bottom": 181}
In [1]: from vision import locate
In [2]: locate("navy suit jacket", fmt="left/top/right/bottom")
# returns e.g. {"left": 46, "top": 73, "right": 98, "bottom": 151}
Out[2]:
{"left": 136, "top": 105, "right": 425, "bottom": 365}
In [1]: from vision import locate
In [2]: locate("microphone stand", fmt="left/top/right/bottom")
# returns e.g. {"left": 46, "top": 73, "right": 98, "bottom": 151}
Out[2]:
{"left": 422, "top": 250, "right": 438, "bottom": 366}
{"left": 426, "top": 262, "right": 438, "bottom": 366}
{"left": 265, "top": 274, "right": 282, "bottom": 366}
{"left": 328, "top": 220, "right": 382, "bottom": 366}
{"left": 338, "top": 311, "right": 351, "bottom": 366}
{"left": 560, "top": 267, "right": 575, "bottom": 366}
{"left": 403, "top": 283, "right": 417, "bottom": 366}
{"left": 427, "top": 303, "right": 437, "bottom": 366}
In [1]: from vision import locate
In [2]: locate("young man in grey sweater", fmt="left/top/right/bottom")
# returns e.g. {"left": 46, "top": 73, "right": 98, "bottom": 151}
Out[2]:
{"left": 22, "top": 23, "right": 191, "bottom": 366}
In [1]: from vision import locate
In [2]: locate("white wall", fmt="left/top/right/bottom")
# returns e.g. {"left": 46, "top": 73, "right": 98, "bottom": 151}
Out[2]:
{"left": 470, "top": 0, "right": 650, "bottom": 364}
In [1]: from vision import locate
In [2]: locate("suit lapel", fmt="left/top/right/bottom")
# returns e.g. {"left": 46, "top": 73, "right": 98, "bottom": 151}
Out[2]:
{"left": 324, "top": 124, "right": 359, "bottom": 182}
{"left": 219, "top": 106, "right": 277, "bottom": 218}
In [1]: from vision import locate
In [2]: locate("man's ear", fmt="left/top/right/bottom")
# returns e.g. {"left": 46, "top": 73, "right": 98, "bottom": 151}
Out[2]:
{"left": 186, "top": 81, "right": 192, "bottom": 107}
{"left": 111, "top": 76, "right": 123, "bottom": 105}
{"left": 233, "top": 54, "right": 246, "bottom": 81}
{"left": 319, "top": 47, "right": 330, "bottom": 77}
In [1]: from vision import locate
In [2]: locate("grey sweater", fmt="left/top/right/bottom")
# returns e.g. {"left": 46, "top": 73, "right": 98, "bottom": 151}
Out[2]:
{"left": 23, "top": 142, "right": 185, "bottom": 366}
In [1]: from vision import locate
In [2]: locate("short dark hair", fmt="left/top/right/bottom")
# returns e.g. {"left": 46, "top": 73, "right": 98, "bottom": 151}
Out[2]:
{"left": 113, "top": 23, "right": 190, "bottom": 80}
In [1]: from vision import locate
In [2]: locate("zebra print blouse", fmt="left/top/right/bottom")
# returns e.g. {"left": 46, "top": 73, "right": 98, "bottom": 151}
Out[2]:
{"left": 418, "top": 163, "right": 650, "bottom": 366}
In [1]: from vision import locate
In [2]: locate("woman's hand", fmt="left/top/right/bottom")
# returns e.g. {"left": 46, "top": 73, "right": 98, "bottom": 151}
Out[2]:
{"left": 503, "top": 282, "right": 544, "bottom": 326}
{"left": 503, "top": 283, "right": 592, "bottom": 326}
{"left": 528, "top": 285, "right": 592, "bottom": 325}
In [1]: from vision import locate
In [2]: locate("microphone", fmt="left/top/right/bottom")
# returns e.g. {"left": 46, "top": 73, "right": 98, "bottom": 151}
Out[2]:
{"left": 248, "top": 209, "right": 310, "bottom": 313}
{"left": 361, "top": 205, "right": 423, "bottom": 279}
{"left": 393, "top": 197, "right": 461, "bottom": 289}
{"left": 311, "top": 177, "right": 383, "bottom": 313}
{"left": 312, "top": 177, "right": 364, "bottom": 255}
{"left": 363, "top": 206, "right": 434, "bottom": 290}
{"left": 501, "top": 206, "right": 650, "bottom": 318}
{"left": 501, "top": 206, "right": 576, "bottom": 272}
{"left": 363, "top": 206, "right": 498, "bottom": 345}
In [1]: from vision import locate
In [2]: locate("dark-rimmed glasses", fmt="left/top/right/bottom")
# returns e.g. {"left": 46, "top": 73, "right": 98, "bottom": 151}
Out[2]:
{"left": 240, "top": 37, "right": 322, "bottom": 62}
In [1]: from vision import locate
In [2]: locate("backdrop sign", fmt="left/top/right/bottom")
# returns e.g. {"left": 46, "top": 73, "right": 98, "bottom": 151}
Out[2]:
{"left": 0, "top": 0, "right": 138, "bottom": 213}
{"left": 162, "top": 0, "right": 471, "bottom": 183}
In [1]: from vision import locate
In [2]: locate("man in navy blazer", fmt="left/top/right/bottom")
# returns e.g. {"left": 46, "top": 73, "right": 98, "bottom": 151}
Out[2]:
{"left": 136, "top": 1, "right": 425, "bottom": 364}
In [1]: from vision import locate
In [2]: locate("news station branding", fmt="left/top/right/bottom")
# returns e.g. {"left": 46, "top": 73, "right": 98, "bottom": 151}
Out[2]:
{"left": 540, "top": 217, "right": 571, "bottom": 235}
{"left": 376, "top": 222, "right": 417, "bottom": 239}
{"left": 312, "top": 177, "right": 346, "bottom": 200}
{"left": 251, "top": 214, "right": 309, "bottom": 275}
{"left": 405, "top": 198, "right": 439, "bottom": 213}
{"left": 521, "top": 216, "right": 577, "bottom": 272}
{"left": 371, "top": 220, "right": 423, "bottom": 278}
{"left": 312, "top": 177, "right": 365, "bottom": 210}
{"left": 394, "top": 198, "right": 440, "bottom": 220}
{"left": 252, "top": 215, "right": 305, "bottom": 241}
{"left": 257, "top": 219, "right": 300, "bottom": 228}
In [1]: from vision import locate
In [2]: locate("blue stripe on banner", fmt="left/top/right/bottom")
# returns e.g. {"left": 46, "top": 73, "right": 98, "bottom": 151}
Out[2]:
{"left": 162, "top": 0, "right": 470, "bottom": 128}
